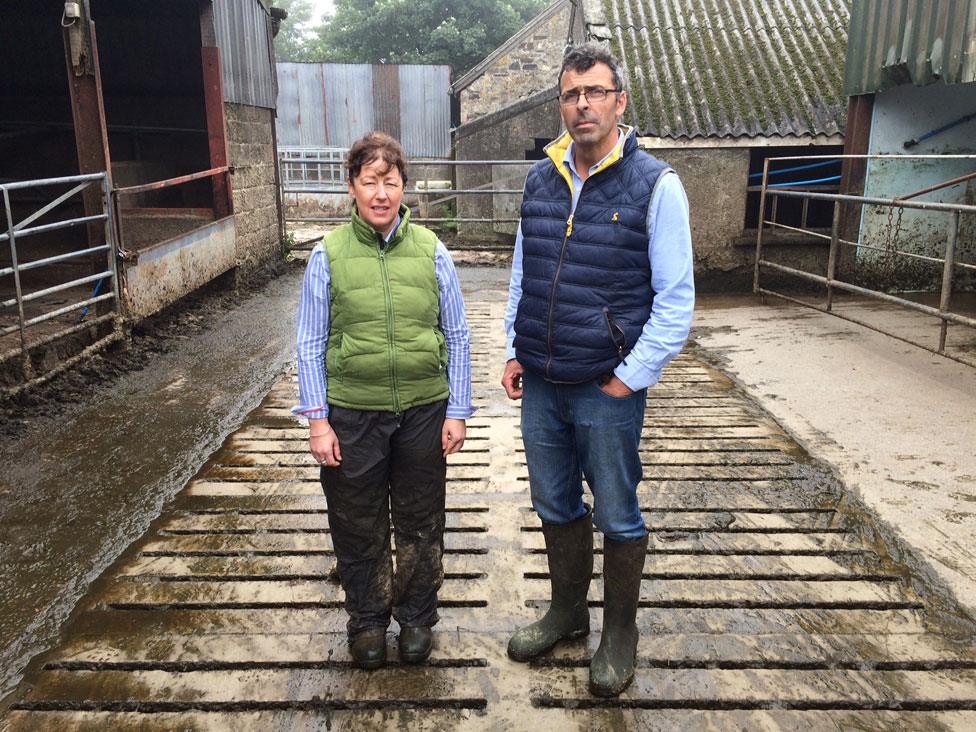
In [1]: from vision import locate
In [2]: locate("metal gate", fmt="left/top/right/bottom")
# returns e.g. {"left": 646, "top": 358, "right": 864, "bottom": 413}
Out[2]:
{"left": 754, "top": 154, "right": 976, "bottom": 368}
{"left": 1, "top": 172, "right": 123, "bottom": 394}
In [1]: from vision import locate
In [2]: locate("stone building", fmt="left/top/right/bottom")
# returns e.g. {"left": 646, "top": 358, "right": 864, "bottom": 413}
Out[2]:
{"left": 454, "top": 0, "right": 851, "bottom": 289}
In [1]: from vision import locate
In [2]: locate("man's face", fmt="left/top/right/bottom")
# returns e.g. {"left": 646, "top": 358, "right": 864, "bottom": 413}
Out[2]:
{"left": 559, "top": 62, "right": 627, "bottom": 149}
{"left": 347, "top": 157, "right": 404, "bottom": 235}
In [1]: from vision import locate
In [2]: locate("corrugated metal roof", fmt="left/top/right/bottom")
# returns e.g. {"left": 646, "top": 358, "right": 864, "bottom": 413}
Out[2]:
{"left": 276, "top": 63, "right": 451, "bottom": 157}
{"left": 844, "top": 0, "right": 976, "bottom": 95}
{"left": 213, "top": 0, "right": 277, "bottom": 109}
{"left": 592, "top": 0, "right": 850, "bottom": 139}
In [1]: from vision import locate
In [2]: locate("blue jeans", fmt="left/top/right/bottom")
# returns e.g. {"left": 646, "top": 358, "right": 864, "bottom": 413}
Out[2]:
{"left": 521, "top": 370, "right": 648, "bottom": 541}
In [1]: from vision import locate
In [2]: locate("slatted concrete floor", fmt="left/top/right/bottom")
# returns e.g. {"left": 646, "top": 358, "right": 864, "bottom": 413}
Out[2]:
{"left": 4, "top": 299, "right": 976, "bottom": 730}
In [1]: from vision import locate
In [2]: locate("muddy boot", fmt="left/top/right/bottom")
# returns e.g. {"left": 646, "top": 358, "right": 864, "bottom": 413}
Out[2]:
{"left": 589, "top": 533, "right": 647, "bottom": 696}
{"left": 349, "top": 627, "right": 387, "bottom": 670}
{"left": 507, "top": 511, "right": 593, "bottom": 662}
{"left": 398, "top": 626, "right": 433, "bottom": 663}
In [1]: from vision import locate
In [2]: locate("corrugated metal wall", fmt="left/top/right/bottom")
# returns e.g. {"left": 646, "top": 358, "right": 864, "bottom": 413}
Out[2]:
{"left": 844, "top": 0, "right": 976, "bottom": 95}
{"left": 277, "top": 63, "right": 451, "bottom": 157}
{"left": 213, "top": 0, "right": 277, "bottom": 109}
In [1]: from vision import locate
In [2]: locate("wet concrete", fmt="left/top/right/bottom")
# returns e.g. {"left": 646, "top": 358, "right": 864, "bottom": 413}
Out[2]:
{"left": 0, "top": 270, "right": 303, "bottom": 698}
{"left": 693, "top": 293, "right": 976, "bottom": 622}
{"left": 3, "top": 266, "right": 976, "bottom": 729}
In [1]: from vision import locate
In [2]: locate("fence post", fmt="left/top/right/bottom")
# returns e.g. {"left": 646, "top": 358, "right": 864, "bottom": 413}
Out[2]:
{"left": 753, "top": 158, "right": 770, "bottom": 295}
{"left": 826, "top": 200, "right": 841, "bottom": 312}
{"left": 2, "top": 187, "right": 33, "bottom": 378}
{"left": 938, "top": 211, "right": 960, "bottom": 352}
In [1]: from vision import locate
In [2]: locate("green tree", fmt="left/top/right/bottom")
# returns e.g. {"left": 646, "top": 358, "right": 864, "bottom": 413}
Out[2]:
{"left": 274, "top": 0, "right": 320, "bottom": 62}
{"left": 309, "top": 0, "right": 547, "bottom": 74}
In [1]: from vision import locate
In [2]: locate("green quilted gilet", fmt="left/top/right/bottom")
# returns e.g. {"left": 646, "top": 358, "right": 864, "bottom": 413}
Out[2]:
{"left": 325, "top": 205, "right": 448, "bottom": 412}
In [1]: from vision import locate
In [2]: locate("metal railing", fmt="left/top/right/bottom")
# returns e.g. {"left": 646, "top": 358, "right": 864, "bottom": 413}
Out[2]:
{"left": 754, "top": 154, "right": 976, "bottom": 367}
{"left": 279, "top": 153, "right": 530, "bottom": 228}
{"left": 280, "top": 147, "right": 348, "bottom": 191}
{"left": 111, "top": 165, "right": 233, "bottom": 257}
{"left": 1, "top": 172, "right": 123, "bottom": 391}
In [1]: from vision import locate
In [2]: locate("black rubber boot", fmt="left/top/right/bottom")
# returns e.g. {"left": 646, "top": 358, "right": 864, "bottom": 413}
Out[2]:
{"left": 349, "top": 627, "right": 387, "bottom": 670}
{"left": 589, "top": 533, "right": 647, "bottom": 696}
{"left": 398, "top": 626, "right": 433, "bottom": 663}
{"left": 507, "top": 510, "right": 593, "bottom": 661}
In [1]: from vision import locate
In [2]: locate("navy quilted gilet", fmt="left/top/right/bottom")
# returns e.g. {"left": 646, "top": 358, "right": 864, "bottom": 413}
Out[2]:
{"left": 515, "top": 132, "right": 669, "bottom": 383}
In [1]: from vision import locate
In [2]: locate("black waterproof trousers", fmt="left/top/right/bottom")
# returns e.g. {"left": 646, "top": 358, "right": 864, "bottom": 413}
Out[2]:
{"left": 320, "top": 400, "right": 447, "bottom": 637}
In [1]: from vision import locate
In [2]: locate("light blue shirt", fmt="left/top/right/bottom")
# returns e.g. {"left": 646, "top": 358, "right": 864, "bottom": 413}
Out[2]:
{"left": 294, "top": 217, "right": 474, "bottom": 420}
{"left": 504, "top": 136, "right": 695, "bottom": 390}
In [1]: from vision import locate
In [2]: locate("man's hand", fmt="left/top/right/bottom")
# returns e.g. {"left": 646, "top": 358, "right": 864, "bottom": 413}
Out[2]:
{"left": 309, "top": 419, "right": 342, "bottom": 467}
{"left": 501, "top": 359, "right": 525, "bottom": 400}
{"left": 600, "top": 375, "right": 634, "bottom": 398}
{"left": 442, "top": 418, "right": 466, "bottom": 456}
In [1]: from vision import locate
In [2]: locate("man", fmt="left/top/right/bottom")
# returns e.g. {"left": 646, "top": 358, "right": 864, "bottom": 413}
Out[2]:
{"left": 501, "top": 44, "right": 694, "bottom": 696}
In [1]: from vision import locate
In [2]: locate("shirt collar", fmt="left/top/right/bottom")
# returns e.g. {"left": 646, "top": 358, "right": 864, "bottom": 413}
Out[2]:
{"left": 562, "top": 127, "right": 623, "bottom": 179}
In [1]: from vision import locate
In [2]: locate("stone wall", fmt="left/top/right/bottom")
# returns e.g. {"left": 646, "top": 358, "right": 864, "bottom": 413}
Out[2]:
{"left": 458, "top": 2, "right": 570, "bottom": 124}
{"left": 454, "top": 91, "right": 563, "bottom": 242}
{"left": 225, "top": 102, "right": 282, "bottom": 275}
{"left": 644, "top": 146, "right": 829, "bottom": 291}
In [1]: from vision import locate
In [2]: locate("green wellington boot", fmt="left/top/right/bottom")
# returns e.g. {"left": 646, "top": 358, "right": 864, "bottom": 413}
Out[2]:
{"left": 589, "top": 533, "right": 648, "bottom": 696}
{"left": 508, "top": 510, "right": 593, "bottom": 662}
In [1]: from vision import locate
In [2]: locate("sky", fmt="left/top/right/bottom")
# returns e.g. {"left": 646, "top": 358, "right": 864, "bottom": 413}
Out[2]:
{"left": 309, "top": 0, "right": 335, "bottom": 22}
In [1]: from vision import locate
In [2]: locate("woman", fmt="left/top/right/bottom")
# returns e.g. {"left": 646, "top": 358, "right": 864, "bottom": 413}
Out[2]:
{"left": 293, "top": 132, "right": 473, "bottom": 668}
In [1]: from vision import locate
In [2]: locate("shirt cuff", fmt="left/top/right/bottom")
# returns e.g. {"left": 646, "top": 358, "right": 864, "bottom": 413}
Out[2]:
{"left": 291, "top": 405, "right": 330, "bottom": 420}
{"left": 613, "top": 359, "right": 661, "bottom": 392}
{"left": 447, "top": 405, "right": 477, "bottom": 420}
{"left": 505, "top": 335, "right": 516, "bottom": 361}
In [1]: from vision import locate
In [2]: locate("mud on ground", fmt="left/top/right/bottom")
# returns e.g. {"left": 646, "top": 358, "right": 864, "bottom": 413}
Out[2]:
{"left": 0, "top": 261, "right": 298, "bottom": 442}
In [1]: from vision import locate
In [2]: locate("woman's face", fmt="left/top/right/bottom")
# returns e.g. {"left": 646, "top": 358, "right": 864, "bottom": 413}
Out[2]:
{"left": 348, "top": 157, "right": 404, "bottom": 236}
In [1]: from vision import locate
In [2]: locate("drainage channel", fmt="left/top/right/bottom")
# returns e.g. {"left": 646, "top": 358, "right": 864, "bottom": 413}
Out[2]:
{"left": 3, "top": 298, "right": 976, "bottom": 730}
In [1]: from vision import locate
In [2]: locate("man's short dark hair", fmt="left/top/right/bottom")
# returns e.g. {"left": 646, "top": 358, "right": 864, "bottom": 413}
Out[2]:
{"left": 558, "top": 43, "right": 628, "bottom": 93}
{"left": 345, "top": 131, "right": 409, "bottom": 185}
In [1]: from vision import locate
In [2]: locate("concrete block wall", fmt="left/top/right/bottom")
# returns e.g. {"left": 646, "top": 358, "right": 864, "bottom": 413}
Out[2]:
{"left": 225, "top": 102, "right": 282, "bottom": 274}
{"left": 459, "top": 5, "right": 570, "bottom": 124}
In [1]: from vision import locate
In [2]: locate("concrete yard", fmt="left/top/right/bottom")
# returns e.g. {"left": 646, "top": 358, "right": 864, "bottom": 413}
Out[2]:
{"left": 2, "top": 268, "right": 976, "bottom": 729}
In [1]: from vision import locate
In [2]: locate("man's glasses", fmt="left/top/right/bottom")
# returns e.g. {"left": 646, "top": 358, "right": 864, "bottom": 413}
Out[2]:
{"left": 558, "top": 86, "right": 621, "bottom": 106}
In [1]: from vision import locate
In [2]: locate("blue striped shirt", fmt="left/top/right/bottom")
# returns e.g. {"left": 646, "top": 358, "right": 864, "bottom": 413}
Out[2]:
{"left": 293, "top": 221, "right": 474, "bottom": 421}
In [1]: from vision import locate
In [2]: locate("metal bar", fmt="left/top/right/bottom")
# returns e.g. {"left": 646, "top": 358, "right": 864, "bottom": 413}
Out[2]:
{"left": 753, "top": 158, "right": 770, "bottom": 294}
{"left": 894, "top": 170, "right": 976, "bottom": 203}
{"left": 801, "top": 198, "right": 809, "bottom": 229}
{"left": 825, "top": 201, "right": 841, "bottom": 311}
{"left": 284, "top": 216, "right": 522, "bottom": 224}
{"left": 769, "top": 188, "right": 976, "bottom": 214}
{"left": 0, "top": 293, "right": 115, "bottom": 336}
{"left": 760, "top": 154, "right": 976, "bottom": 161}
{"left": 0, "top": 172, "right": 104, "bottom": 192}
{"left": 762, "top": 218, "right": 976, "bottom": 271}
{"left": 2, "top": 188, "right": 30, "bottom": 369}
{"left": 201, "top": 47, "right": 231, "bottom": 219}
{"left": 758, "top": 259, "right": 976, "bottom": 329}
{"left": 101, "top": 174, "right": 122, "bottom": 317}
{"left": 113, "top": 166, "right": 229, "bottom": 197}
{"left": 0, "top": 312, "right": 115, "bottom": 366}
{"left": 0, "top": 244, "right": 110, "bottom": 277}
{"left": 282, "top": 187, "right": 526, "bottom": 195}
{"left": 2, "top": 270, "right": 113, "bottom": 309}
{"left": 939, "top": 212, "right": 960, "bottom": 352}
{"left": 0, "top": 213, "right": 107, "bottom": 243}
{"left": 757, "top": 288, "right": 976, "bottom": 370}
{"left": 770, "top": 194, "right": 779, "bottom": 226}
{"left": 1, "top": 329, "right": 126, "bottom": 400}
{"left": 13, "top": 180, "right": 92, "bottom": 233}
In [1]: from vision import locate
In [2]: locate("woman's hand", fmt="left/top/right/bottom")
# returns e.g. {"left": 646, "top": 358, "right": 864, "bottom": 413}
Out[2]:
{"left": 309, "top": 419, "right": 342, "bottom": 467}
{"left": 442, "top": 418, "right": 466, "bottom": 457}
